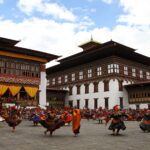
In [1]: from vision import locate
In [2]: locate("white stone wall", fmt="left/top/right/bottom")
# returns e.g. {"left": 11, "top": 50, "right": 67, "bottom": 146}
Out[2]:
{"left": 65, "top": 79, "right": 131, "bottom": 109}
{"left": 62, "top": 79, "right": 149, "bottom": 109}
{"left": 39, "top": 71, "right": 46, "bottom": 106}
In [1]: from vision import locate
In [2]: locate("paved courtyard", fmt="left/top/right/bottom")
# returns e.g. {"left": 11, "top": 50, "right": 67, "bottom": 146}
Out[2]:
{"left": 0, "top": 119, "right": 149, "bottom": 150}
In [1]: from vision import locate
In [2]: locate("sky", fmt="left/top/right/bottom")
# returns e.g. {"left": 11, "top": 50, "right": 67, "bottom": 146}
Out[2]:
{"left": 0, "top": 0, "right": 150, "bottom": 67}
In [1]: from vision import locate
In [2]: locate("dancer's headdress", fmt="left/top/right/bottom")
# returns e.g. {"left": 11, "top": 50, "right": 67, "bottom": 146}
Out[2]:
{"left": 113, "top": 105, "right": 120, "bottom": 111}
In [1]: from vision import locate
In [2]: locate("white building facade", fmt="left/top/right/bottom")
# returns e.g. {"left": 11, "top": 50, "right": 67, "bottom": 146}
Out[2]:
{"left": 63, "top": 79, "right": 130, "bottom": 109}
{"left": 46, "top": 40, "right": 150, "bottom": 109}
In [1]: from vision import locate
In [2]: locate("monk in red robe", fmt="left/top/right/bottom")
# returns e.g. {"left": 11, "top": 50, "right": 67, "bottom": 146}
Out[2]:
{"left": 72, "top": 108, "right": 81, "bottom": 136}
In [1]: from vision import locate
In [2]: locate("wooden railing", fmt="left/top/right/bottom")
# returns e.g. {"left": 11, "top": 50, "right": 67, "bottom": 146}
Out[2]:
{"left": 129, "top": 98, "right": 150, "bottom": 103}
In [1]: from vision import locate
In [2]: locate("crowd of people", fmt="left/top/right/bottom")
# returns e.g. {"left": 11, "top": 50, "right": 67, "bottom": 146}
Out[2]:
{"left": 0, "top": 104, "right": 150, "bottom": 136}
{"left": 82, "top": 106, "right": 150, "bottom": 134}
{"left": 0, "top": 105, "right": 81, "bottom": 136}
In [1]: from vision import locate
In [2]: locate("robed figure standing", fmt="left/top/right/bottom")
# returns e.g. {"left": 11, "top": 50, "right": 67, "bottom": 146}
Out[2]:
{"left": 72, "top": 108, "right": 81, "bottom": 136}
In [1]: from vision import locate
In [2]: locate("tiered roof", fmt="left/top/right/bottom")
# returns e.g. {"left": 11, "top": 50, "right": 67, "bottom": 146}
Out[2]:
{"left": 47, "top": 40, "right": 150, "bottom": 73}
{"left": 0, "top": 37, "right": 59, "bottom": 63}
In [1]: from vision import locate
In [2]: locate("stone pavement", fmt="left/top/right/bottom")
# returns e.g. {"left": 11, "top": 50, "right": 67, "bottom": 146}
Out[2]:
{"left": 0, "top": 119, "right": 149, "bottom": 150}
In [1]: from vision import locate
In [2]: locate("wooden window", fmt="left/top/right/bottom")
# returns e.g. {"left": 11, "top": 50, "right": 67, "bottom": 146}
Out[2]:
{"left": 16, "top": 64, "right": 20, "bottom": 69}
{"left": 77, "top": 100, "right": 80, "bottom": 109}
{"left": 0, "top": 68, "right": 2, "bottom": 74}
{"left": 68, "top": 100, "right": 73, "bottom": 108}
{"left": 85, "top": 83, "right": 89, "bottom": 94}
{"left": 31, "top": 72, "right": 34, "bottom": 77}
{"left": 124, "top": 66, "right": 128, "bottom": 75}
{"left": 94, "top": 98, "right": 98, "bottom": 109}
{"left": 120, "top": 97, "right": 123, "bottom": 109}
{"left": 6, "top": 69, "right": 10, "bottom": 74}
{"left": 76, "top": 85, "right": 80, "bottom": 95}
{"left": 97, "top": 66, "right": 102, "bottom": 76}
{"left": 10, "top": 69, "right": 15, "bottom": 75}
{"left": 139, "top": 70, "right": 143, "bottom": 78}
{"left": 79, "top": 71, "right": 83, "bottom": 80}
{"left": 71, "top": 73, "right": 75, "bottom": 81}
{"left": 58, "top": 76, "right": 61, "bottom": 84}
{"left": 35, "top": 73, "right": 40, "bottom": 78}
{"left": 20, "top": 64, "right": 25, "bottom": 70}
{"left": 69, "top": 86, "right": 73, "bottom": 95}
{"left": 1, "top": 68, "right": 4, "bottom": 74}
{"left": 88, "top": 69, "right": 92, "bottom": 78}
{"left": 4, "top": 61, "right": 6, "bottom": 68}
{"left": 10, "top": 63, "right": 15, "bottom": 69}
{"left": 146, "top": 72, "right": 150, "bottom": 79}
{"left": 108, "top": 64, "right": 119, "bottom": 74}
{"left": 6, "top": 62, "right": 10, "bottom": 68}
{"left": 104, "top": 97, "right": 109, "bottom": 109}
{"left": 31, "top": 66, "right": 35, "bottom": 71}
{"left": 64, "top": 75, "right": 68, "bottom": 82}
{"left": 108, "top": 64, "right": 113, "bottom": 74}
{"left": 35, "top": 66, "right": 39, "bottom": 71}
{"left": 114, "top": 64, "right": 119, "bottom": 73}
{"left": 118, "top": 80, "right": 123, "bottom": 91}
{"left": 0, "top": 61, "right": 5, "bottom": 67}
{"left": 136, "top": 104, "right": 140, "bottom": 110}
{"left": 132, "top": 68, "right": 136, "bottom": 77}
{"left": 93, "top": 82, "right": 98, "bottom": 93}
{"left": 47, "top": 79, "right": 50, "bottom": 86}
{"left": 85, "top": 99, "right": 89, "bottom": 108}
{"left": 104, "top": 80, "right": 109, "bottom": 92}
{"left": 52, "top": 78, "right": 55, "bottom": 85}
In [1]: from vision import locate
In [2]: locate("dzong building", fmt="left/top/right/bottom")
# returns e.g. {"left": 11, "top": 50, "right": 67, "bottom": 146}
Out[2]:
{"left": 46, "top": 39, "right": 150, "bottom": 109}
{"left": 0, "top": 37, "right": 59, "bottom": 107}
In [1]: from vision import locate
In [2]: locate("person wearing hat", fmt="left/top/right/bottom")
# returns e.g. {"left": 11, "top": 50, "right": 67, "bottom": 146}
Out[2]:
{"left": 40, "top": 110, "right": 65, "bottom": 135}
{"left": 106, "top": 105, "right": 128, "bottom": 135}
{"left": 5, "top": 106, "right": 22, "bottom": 132}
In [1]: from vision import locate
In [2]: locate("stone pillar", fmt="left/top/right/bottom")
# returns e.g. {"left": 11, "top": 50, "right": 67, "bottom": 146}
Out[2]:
{"left": 39, "top": 64, "right": 46, "bottom": 106}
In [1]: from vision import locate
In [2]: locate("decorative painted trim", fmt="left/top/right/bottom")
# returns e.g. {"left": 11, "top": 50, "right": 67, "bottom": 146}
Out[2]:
{"left": 0, "top": 75, "right": 40, "bottom": 85}
{"left": 0, "top": 51, "right": 48, "bottom": 63}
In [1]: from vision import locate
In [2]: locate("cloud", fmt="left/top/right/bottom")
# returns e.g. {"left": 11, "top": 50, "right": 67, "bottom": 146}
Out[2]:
{"left": 0, "top": 0, "right": 150, "bottom": 67}
{"left": 91, "top": 24, "right": 150, "bottom": 57}
{"left": 42, "top": 3, "right": 76, "bottom": 21}
{"left": 17, "top": 0, "right": 42, "bottom": 14}
{"left": 0, "top": 17, "right": 83, "bottom": 56}
{"left": 0, "top": 0, "right": 4, "bottom": 4}
{"left": 17, "top": 0, "right": 76, "bottom": 21}
{"left": 86, "top": 0, "right": 113, "bottom": 4}
{"left": 118, "top": 0, "right": 150, "bottom": 26}
{"left": 101, "top": 0, "right": 113, "bottom": 4}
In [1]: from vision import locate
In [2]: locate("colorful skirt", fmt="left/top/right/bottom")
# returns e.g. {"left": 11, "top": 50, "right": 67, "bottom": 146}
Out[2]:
{"left": 32, "top": 115, "right": 40, "bottom": 123}
{"left": 109, "top": 120, "right": 126, "bottom": 130}
{"left": 40, "top": 119, "right": 65, "bottom": 132}
{"left": 6, "top": 118, "right": 22, "bottom": 127}
{"left": 139, "top": 121, "right": 150, "bottom": 132}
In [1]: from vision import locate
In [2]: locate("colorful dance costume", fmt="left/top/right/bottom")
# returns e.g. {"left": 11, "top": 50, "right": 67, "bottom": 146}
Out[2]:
{"left": 40, "top": 111, "right": 65, "bottom": 135}
{"left": 5, "top": 107, "right": 22, "bottom": 132}
{"left": 139, "top": 110, "right": 150, "bottom": 132}
{"left": 108, "top": 105, "right": 127, "bottom": 135}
